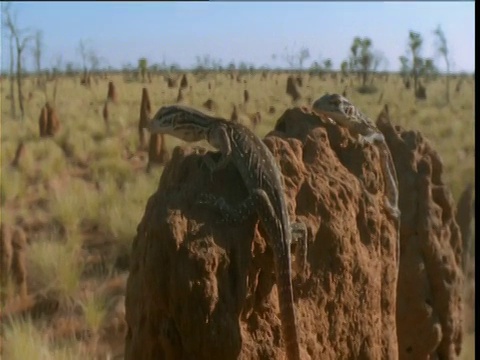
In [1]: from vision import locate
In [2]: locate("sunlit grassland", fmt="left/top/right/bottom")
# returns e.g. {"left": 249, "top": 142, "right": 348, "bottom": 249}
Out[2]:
{"left": 0, "top": 71, "right": 474, "bottom": 358}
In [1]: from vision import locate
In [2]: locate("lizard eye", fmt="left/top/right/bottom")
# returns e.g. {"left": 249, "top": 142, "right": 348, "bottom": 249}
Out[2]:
{"left": 330, "top": 98, "right": 341, "bottom": 106}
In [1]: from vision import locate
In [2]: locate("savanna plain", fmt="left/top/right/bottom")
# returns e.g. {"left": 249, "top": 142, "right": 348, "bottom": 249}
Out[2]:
{"left": 0, "top": 70, "right": 475, "bottom": 359}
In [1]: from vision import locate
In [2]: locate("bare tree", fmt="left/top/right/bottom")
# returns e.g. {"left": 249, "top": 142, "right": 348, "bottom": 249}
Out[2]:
{"left": 297, "top": 47, "right": 310, "bottom": 69}
{"left": 408, "top": 31, "right": 423, "bottom": 93}
{"left": 3, "top": 2, "right": 33, "bottom": 119}
{"left": 7, "top": 32, "right": 16, "bottom": 118}
{"left": 281, "top": 46, "right": 296, "bottom": 69}
{"left": 32, "top": 30, "right": 43, "bottom": 75}
{"left": 88, "top": 50, "right": 101, "bottom": 73}
{"left": 77, "top": 39, "right": 90, "bottom": 74}
{"left": 340, "top": 60, "right": 349, "bottom": 77}
{"left": 1, "top": 2, "right": 16, "bottom": 117}
{"left": 434, "top": 25, "right": 451, "bottom": 103}
{"left": 278, "top": 44, "right": 310, "bottom": 69}
{"left": 51, "top": 55, "right": 63, "bottom": 104}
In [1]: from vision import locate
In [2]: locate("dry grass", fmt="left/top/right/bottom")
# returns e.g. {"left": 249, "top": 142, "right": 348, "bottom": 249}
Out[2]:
{"left": 0, "top": 71, "right": 474, "bottom": 358}
{"left": 3, "top": 316, "right": 85, "bottom": 360}
{"left": 3, "top": 317, "right": 52, "bottom": 360}
{"left": 27, "top": 231, "right": 84, "bottom": 305}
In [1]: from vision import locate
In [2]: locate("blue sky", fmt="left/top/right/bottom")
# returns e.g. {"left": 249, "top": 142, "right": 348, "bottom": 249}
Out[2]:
{"left": 0, "top": 2, "right": 475, "bottom": 73}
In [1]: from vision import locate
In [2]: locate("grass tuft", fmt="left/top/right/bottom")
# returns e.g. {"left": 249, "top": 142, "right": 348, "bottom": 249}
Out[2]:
{"left": 3, "top": 317, "right": 51, "bottom": 360}
{"left": 27, "top": 233, "right": 84, "bottom": 306}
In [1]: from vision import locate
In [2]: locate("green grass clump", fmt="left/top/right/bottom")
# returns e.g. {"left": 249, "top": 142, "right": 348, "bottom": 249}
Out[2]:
{"left": 3, "top": 317, "right": 85, "bottom": 360}
{"left": 50, "top": 187, "right": 83, "bottom": 234}
{"left": 27, "top": 232, "right": 84, "bottom": 305}
{"left": 49, "top": 178, "right": 102, "bottom": 232}
{"left": 0, "top": 71, "right": 474, "bottom": 359}
{"left": 91, "top": 158, "right": 135, "bottom": 188}
{"left": 79, "top": 291, "right": 107, "bottom": 337}
{"left": 3, "top": 317, "right": 51, "bottom": 360}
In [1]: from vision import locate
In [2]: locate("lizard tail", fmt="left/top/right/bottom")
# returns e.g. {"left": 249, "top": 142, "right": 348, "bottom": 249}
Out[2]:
{"left": 275, "top": 252, "right": 301, "bottom": 360}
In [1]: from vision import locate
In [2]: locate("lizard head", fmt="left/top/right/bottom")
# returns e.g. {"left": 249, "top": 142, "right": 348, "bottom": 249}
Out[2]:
{"left": 311, "top": 93, "right": 355, "bottom": 126}
{"left": 148, "top": 105, "right": 209, "bottom": 142}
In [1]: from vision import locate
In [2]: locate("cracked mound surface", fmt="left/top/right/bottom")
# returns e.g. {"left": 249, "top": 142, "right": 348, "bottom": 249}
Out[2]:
{"left": 125, "top": 106, "right": 463, "bottom": 360}
{"left": 376, "top": 106, "right": 463, "bottom": 359}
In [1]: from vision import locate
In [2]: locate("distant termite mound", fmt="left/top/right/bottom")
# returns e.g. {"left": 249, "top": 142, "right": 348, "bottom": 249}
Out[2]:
{"left": 146, "top": 133, "right": 170, "bottom": 173}
{"left": 1, "top": 224, "right": 28, "bottom": 300}
{"left": 250, "top": 111, "right": 262, "bottom": 129}
{"left": 415, "top": 82, "right": 427, "bottom": 100}
{"left": 39, "top": 102, "right": 60, "bottom": 137}
{"left": 295, "top": 75, "right": 303, "bottom": 87}
{"left": 38, "top": 105, "right": 48, "bottom": 137}
{"left": 180, "top": 74, "right": 188, "bottom": 89}
{"left": 10, "top": 141, "right": 25, "bottom": 168}
{"left": 139, "top": 87, "right": 152, "bottom": 150}
{"left": 230, "top": 105, "right": 238, "bottom": 122}
{"left": 46, "top": 102, "right": 60, "bottom": 136}
{"left": 80, "top": 71, "right": 91, "bottom": 87}
{"left": 286, "top": 75, "right": 301, "bottom": 102}
{"left": 202, "top": 99, "right": 217, "bottom": 112}
{"left": 103, "top": 101, "right": 110, "bottom": 130}
{"left": 107, "top": 81, "right": 117, "bottom": 103}
{"left": 166, "top": 77, "right": 177, "bottom": 88}
{"left": 176, "top": 88, "right": 185, "bottom": 103}
{"left": 243, "top": 89, "right": 249, "bottom": 103}
{"left": 141, "top": 87, "right": 152, "bottom": 114}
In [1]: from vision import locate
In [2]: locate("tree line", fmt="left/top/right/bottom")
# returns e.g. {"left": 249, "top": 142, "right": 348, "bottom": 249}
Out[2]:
{"left": 1, "top": 1, "right": 467, "bottom": 119}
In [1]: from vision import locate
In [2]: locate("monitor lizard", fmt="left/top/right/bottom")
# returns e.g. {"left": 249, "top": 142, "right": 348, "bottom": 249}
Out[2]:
{"left": 148, "top": 104, "right": 305, "bottom": 360}
{"left": 312, "top": 93, "right": 401, "bottom": 267}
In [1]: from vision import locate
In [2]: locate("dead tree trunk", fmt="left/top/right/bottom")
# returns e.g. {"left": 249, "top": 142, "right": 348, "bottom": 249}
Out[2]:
{"left": 4, "top": 3, "right": 33, "bottom": 120}
{"left": 9, "top": 35, "right": 16, "bottom": 118}
{"left": 16, "top": 46, "right": 25, "bottom": 118}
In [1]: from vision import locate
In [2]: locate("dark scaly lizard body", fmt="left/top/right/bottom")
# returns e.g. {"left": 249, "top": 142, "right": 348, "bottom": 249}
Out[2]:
{"left": 312, "top": 94, "right": 401, "bottom": 267}
{"left": 148, "top": 104, "right": 303, "bottom": 360}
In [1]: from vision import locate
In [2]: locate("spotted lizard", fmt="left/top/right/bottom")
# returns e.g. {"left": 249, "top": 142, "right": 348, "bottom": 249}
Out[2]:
{"left": 312, "top": 93, "right": 401, "bottom": 266}
{"left": 148, "top": 104, "right": 305, "bottom": 360}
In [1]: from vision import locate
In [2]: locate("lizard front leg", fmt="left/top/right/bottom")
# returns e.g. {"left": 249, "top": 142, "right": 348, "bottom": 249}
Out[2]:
{"left": 202, "top": 124, "right": 232, "bottom": 173}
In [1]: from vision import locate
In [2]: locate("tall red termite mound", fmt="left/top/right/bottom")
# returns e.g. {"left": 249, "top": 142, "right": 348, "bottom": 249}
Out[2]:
{"left": 375, "top": 105, "right": 463, "bottom": 359}
{"left": 124, "top": 105, "right": 463, "bottom": 360}
{"left": 146, "top": 133, "right": 170, "bottom": 173}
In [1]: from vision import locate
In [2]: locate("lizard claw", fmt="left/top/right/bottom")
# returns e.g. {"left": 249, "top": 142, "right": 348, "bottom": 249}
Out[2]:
{"left": 196, "top": 193, "right": 227, "bottom": 211}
